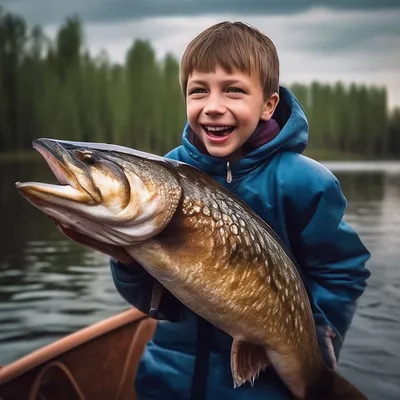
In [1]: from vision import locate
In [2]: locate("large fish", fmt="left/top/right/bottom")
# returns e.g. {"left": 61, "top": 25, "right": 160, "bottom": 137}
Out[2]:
{"left": 16, "top": 138, "right": 366, "bottom": 400}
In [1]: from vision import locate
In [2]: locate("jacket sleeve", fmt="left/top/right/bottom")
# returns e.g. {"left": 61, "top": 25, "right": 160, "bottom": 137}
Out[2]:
{"left": 286, "top": 164, "right": 371, "bottom": 358}
{"left": 110, "top": 258, "right": 185, "bottom": 321}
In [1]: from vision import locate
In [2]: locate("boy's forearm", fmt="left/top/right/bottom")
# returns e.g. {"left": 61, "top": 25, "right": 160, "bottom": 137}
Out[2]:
{"left": 308, "top": 245, "right": 369, "bottom": 367}
{"left": 110, "top": 258, "right": 184, "bottom": 322}
{"left": 307, "top": 238, "right": 370, "bottom": 332}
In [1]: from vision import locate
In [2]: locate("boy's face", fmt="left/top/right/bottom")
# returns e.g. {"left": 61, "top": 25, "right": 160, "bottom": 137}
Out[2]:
{"left": 186, "top": 65, "right": 279, "bottom": 161}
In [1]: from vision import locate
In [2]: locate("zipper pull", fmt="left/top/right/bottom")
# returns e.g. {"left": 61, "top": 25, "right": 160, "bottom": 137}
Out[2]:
{"left": 226, "top": 161, "right": 232, "bottom": 183}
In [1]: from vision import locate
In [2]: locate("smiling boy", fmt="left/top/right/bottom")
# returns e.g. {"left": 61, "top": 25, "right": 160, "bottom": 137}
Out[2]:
{"left": 61, "top": 21, "right": 371, "bottom": 399}
{"left": 186, "top": 66, "right": 279, "bottom": 162}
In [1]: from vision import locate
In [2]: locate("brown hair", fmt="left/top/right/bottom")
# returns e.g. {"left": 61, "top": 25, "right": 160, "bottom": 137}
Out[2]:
{"left": 180, "top": 21, "right": 279, "bottom": 99}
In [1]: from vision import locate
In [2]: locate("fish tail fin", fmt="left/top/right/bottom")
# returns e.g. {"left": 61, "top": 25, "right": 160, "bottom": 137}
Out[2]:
{"left": 307, "top": 367, "right": 367, "bottom": 400}
{"left": 331, "top": 371, "right": 367, "bottom": 400}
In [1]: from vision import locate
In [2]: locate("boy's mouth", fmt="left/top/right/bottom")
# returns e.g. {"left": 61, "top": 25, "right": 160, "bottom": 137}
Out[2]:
{"left": 202, "top": 125, "right": 235, "bottom": 137}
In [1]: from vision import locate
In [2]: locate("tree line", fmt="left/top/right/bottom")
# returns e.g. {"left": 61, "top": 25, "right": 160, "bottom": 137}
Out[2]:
{"left": 1, "top": 8, "right": 399, "bottom": 159}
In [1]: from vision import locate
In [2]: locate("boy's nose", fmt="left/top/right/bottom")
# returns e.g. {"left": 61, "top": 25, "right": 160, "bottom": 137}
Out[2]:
{"left": 204, "top": 96, "right": 226, "bottom": 116}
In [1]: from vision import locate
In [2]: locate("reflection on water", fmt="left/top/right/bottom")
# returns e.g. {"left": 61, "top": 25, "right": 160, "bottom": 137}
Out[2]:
{"left": 1, "top": 160, "right": 400, "bottom": 399}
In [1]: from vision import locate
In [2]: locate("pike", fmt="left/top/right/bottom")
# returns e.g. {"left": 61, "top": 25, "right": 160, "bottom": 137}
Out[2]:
{"left": 16, "top": 138, "right": 366, "bottom": 400}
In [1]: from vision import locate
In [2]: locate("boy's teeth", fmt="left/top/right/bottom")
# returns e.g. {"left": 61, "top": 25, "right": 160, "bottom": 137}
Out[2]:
{"left": 205, "top": 126, "right": 231, "bottom": 131}
{"left": 203, "top": 125, "right": 235, "bottom": 136}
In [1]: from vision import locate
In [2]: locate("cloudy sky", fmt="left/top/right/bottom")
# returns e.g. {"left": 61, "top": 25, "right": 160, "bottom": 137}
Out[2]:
{"left": 4, "top": 0, "right": 400, "bottom": 108}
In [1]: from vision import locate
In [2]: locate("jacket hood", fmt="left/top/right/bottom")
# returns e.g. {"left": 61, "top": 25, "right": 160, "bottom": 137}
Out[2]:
{"left": 177, "top": 86, "right": 309, "bottom": 179}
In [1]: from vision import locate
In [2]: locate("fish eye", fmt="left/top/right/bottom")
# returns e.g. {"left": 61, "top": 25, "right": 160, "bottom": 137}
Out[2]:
{"left": 75, "top": 150, "right": 96, "bottom": 165}
{"left": 83, "top": 153, "right": 95, "bottom": 165}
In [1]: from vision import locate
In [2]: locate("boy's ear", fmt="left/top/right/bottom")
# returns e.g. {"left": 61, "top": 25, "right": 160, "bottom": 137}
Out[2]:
{"left": 260, "top": 92, "right": 279, "bottom": 121}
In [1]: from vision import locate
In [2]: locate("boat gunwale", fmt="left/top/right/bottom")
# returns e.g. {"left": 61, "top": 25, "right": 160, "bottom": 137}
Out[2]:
{"left": 0, "top": 307, "right": 148, "bottom": 385}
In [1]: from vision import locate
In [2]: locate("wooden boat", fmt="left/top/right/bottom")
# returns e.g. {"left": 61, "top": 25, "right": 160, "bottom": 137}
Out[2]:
{"left": 0, "top": 307, "right": 157, "bottom": 400}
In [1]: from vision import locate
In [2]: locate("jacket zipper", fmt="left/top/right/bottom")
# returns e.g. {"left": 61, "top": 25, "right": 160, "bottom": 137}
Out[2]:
{"left": 226, "top": 161, "right": 232, "bottom": 183}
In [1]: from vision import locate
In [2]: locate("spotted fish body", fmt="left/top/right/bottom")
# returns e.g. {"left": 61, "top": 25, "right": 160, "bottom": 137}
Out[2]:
{"left": 16, "top": 139, "right": 366, "bottom": 400}
{"left": 128, "top": 162, "right": 325, "bottom": 396}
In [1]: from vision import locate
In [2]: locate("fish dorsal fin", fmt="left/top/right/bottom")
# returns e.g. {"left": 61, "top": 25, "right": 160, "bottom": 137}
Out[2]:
{"left": 230, "top": 339, "right": 269, "bottom": 388}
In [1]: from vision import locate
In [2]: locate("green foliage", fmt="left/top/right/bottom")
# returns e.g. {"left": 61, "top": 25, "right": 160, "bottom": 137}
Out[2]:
{"left": 289, "top": 82, "right": 397, "bottom": 159}
{"left": 0, "top": 8, "right": 399, "bottom": 159}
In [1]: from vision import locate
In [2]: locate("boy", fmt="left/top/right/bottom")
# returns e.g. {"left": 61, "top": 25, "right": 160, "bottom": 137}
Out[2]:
{"left": 63, "top": 22, "right": 371, "bottom": 399}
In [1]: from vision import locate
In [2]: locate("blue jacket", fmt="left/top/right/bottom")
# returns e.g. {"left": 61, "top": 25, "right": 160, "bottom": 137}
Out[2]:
{"left": 110, "top": 86, "right": 371, "bottom": 399}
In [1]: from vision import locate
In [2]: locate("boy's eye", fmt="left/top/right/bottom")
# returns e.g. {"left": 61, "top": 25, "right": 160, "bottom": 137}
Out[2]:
{"left": 227, "top": 87, "right": 244, "bottom": 93}
{"left": 189, "top": 88, "right": 206, "bottom": 95}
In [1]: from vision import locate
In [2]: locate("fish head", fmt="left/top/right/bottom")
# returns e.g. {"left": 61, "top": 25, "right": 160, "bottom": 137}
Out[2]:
{"left": 15, "top": 138, "right": 182, "bottom": 246}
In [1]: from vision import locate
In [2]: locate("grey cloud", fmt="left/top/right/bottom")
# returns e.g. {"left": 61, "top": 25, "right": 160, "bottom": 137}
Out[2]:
{"left": 2, "top": 0, "right": 400, "bottom": 26}
{"left": 290, "top": 16, "right": 400, "bottom": 54}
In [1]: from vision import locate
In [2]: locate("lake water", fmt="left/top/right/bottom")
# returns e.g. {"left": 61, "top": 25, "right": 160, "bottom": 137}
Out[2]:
{"left": 1, "top": 159, "right": 399, "bottom": 399}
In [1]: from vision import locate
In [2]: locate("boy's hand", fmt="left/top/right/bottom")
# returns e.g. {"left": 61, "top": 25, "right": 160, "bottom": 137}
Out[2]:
{"left": 316, "top": 325, "right": 338, "bottom": 371}
{"left": 52, "top": 219, "right": 136, "bottom": 265}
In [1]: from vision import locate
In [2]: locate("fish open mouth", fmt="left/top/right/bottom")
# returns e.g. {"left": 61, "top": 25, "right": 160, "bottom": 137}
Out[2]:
{"left": 15, "top": 139, "right": 99, "bottom": 205}
{"left": 33, "top": 140, "right": 79, "bottom": 187}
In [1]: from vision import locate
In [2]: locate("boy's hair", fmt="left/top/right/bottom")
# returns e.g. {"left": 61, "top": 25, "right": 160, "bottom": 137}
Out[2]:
{"left": 180, "top": 21, "right": 279, "bottom": 99}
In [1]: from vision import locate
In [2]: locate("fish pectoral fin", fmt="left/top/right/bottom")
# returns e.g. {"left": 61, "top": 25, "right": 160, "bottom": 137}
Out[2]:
{"left": 230, "top": 340, "right": 269, "bottom": 388}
